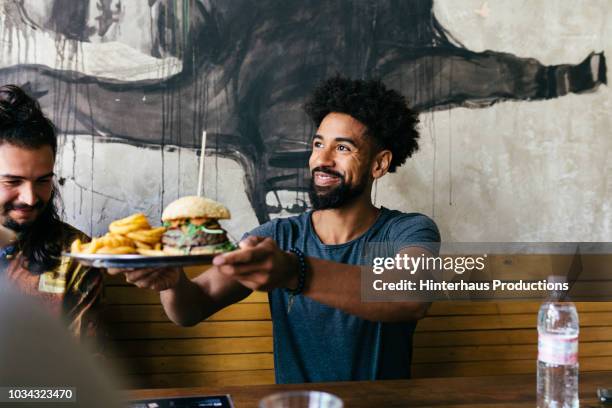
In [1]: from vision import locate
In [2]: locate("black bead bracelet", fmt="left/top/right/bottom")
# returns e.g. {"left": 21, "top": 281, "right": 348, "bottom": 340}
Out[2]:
{"left": 286, "top": 247, "right": 306, "bottom": 312}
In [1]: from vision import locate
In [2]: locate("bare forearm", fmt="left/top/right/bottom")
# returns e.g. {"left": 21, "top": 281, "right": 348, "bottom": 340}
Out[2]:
{"left": 160, "top": 267, "right": 252, "bottom": 327}
{"left": 211, "top": 237, "right": 430, "bottom": 321}
{"left": 303, "top": 257, "right": 429, "bottom": 322}
{"left": 159, "top": 271, "right": 219, "bottom": 326}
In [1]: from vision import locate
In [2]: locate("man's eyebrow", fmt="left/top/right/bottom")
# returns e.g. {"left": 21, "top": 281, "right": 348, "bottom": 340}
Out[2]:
{"left": 0, "top": 172, "right": 55, "bottom": 180}
{"left": 334, "top": 137, "right": 358, "bottom": 148}
{"left": 36, "top": 172, "right": 55, "bottom": 180}
{"left": 311, "top": 134, "right": 359, "bottom": 148}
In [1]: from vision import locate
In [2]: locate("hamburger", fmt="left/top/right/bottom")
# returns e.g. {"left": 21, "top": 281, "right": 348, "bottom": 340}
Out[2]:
{"left": 161, "top": 196, "right": 235, "bottom": 255}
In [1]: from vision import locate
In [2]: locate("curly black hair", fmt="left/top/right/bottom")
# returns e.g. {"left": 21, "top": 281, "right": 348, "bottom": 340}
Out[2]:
{"left": 304, "top": 75, "right": 420, "bottom": 173}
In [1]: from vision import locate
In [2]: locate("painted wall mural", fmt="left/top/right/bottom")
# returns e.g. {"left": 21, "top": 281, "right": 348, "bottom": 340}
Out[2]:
{"left": 0, "top": 0, "right": 608, "bottom": 239}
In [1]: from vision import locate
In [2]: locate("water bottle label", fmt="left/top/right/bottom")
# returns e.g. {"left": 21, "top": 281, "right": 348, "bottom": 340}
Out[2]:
{"left": 538, "top": 333, "right": 578, "bottom": 365}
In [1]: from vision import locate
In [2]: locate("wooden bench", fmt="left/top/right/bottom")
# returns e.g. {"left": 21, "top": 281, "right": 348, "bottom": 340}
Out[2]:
{"left": 104, "top": 267, "right": 274, "bottom": 388}
{"left": 104, "top": 256, "right": 612, "bottom": 388}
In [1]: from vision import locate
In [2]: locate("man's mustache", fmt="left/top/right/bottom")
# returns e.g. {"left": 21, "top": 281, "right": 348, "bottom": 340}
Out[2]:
{"left": 5, "top": 201, "right": 44, "bottom": 211}
{"left": 311, "top": 167, "right": 344, "bottom": 180}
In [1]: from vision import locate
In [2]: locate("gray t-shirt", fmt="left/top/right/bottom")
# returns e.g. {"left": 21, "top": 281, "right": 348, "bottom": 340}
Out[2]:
{"left": 244, "top": 207, "right": 440, "bottom": 383}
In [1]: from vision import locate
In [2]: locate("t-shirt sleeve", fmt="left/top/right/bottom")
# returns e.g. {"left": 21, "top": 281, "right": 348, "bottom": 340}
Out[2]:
{"left": 390, "top": 214, "right": 441, "bottom": 255}
{"left": 240, "top": 219, "right": 278, "bottom": 242}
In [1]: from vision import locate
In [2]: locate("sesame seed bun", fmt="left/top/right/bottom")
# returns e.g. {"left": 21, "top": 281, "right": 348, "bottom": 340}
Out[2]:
{"left": 161, "top": 196, "right": 231, "bottom": 221}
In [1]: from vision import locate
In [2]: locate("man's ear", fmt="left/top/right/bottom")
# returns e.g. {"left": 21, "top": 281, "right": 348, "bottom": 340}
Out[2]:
{"left": 371, "top": 150, "right": 392, "bottom": 179}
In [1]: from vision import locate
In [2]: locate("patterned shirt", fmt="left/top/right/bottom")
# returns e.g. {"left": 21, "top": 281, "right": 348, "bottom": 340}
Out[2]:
{"left": 0, "top": 223, "right": 103, "bottom": 343}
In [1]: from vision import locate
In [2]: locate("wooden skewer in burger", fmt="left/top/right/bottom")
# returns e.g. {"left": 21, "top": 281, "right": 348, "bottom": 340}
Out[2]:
{"left": 161, "top": 196, "right": 235, "bottom": 255}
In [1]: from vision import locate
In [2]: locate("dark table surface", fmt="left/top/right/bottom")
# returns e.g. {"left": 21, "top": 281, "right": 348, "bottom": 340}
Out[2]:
{"left": 127, "top": 371, "right": 612, "bottom": 407}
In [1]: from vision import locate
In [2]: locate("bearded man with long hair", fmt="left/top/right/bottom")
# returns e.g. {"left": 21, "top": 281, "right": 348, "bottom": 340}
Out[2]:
{"left": 0, "top": 84, "right": 103, "bottom": 344}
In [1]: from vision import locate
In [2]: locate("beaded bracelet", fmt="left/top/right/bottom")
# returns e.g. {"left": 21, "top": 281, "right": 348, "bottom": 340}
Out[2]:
{"left": 286, "top": 247, "right": 306, "bottom": 313}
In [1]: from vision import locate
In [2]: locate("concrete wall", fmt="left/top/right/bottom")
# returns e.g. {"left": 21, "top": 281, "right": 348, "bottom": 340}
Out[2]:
{"left": 1, "top": 0, "right": 609, "bottom": 242}
{"left": 390, "top": 0, "right": 611, "bottom": 241}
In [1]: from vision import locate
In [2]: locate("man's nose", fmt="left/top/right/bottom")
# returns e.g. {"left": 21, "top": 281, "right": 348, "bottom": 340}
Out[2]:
{"left": 17, "top": 182, "right": 37, "bottom": 206}
{"left": 313, "top": 146, "right": 335, "bottom": 168}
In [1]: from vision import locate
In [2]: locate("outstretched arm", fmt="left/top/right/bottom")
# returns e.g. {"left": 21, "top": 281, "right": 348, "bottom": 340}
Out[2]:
{"left": 107, "top": 265, "right": 252, "bottom": 327}
{"left": 106, "top": 240, "right": 256, "bottom": 327}
{"left": 213, "top": 236, "right": 430, "bottom": 322}
{"left": 160, "top": 266, "right": 252, "bottom": 326}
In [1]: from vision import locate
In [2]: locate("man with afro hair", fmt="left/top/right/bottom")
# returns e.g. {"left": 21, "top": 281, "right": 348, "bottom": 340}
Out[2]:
{"left": 111, "top": 76, "right": 440, "bottom": 383}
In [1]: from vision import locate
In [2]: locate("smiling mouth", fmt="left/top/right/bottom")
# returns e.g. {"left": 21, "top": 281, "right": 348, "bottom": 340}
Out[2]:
{"left": 10, "top": 208, "right": 36, "bottom": 218}
{"left": 314, "top": 171, "right": 342, "bottom": 186}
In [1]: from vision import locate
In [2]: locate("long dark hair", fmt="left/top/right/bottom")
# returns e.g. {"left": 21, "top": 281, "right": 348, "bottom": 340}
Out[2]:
{"left": 0, "top": 84, "right": 57, "bottom": 154}
{"left": 0, "top": 84, "right": 65, "bottom": 273}
{"left": 16, "top": 186, "right": 66, "bottom": 273}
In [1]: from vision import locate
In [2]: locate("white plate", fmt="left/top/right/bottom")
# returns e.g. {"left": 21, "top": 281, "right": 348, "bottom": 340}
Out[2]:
{"left": 63, "top": 252, "right": 216, "bottom": 269}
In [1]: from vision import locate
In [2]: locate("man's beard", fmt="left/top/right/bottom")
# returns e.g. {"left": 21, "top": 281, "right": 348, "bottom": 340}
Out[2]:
{"left": 2, "top": 201, "right": 46, "bottom": 235}
{"left": 1, "top": 189, "right": 64, "bottom": 272}
{"left": 308, "top": 167, "right": 369, "bottom": 210}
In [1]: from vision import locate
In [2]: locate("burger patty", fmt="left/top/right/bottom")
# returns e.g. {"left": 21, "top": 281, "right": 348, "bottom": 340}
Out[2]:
{"left": 162, "top": 228, "right": 228, "bottom": 248}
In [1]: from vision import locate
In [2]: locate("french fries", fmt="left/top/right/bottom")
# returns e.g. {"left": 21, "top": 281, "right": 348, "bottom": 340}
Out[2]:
{"left": 136, "top": 248, "right": 166, "bottom": 256}
{"left": 133, "top": 241, "right": 152, "bottom": 249}
{"left": 70, "top": 213, "right": 166, "bottom": 255}
{"left": 99, "top": 233, "right": 134, "bottom": 248}
{"left": 108, "top": 213, "right": 150, "bottom": 234}
{"left": 97, "top": 246, "right": 137, "bottom": 255}
{"left": 126, "top": 227, "right": 166, "bottom": 245}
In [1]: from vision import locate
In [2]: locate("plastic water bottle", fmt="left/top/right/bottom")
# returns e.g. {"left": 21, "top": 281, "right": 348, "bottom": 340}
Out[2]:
{"left": 537, "top": 278, "right": 579, "bottom": 408}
